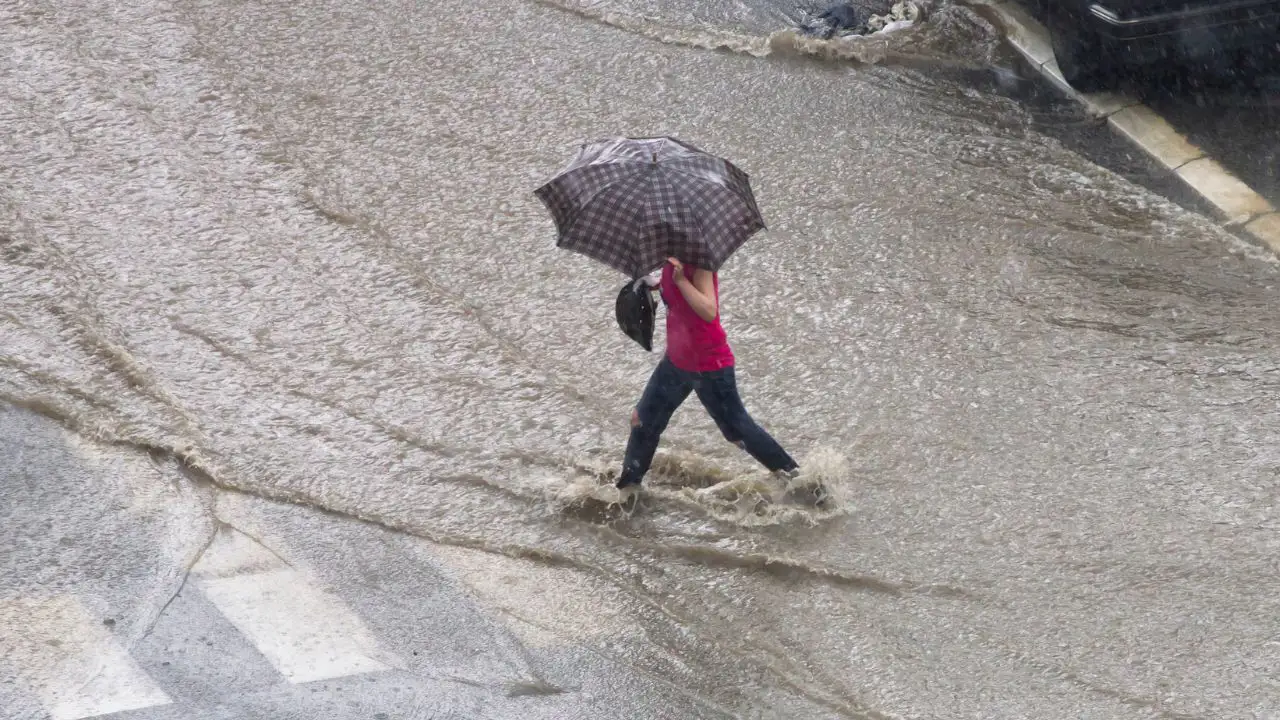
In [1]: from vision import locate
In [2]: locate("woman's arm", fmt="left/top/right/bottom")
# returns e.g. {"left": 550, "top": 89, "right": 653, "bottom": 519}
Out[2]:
{"left": 672, "top": 262, "right": 718, "bottom": 322}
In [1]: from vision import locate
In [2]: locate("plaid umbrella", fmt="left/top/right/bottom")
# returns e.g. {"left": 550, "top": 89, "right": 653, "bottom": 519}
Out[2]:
{"left": 533, "top": 137, "right": 766, "bottom": 278}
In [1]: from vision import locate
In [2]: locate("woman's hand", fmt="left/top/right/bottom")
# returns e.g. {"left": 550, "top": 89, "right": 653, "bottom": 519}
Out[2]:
{"left": 667, "top": 257, "right": 688, "bottom": 284}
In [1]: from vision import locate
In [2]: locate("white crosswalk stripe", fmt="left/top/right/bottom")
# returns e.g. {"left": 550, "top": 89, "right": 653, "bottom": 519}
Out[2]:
{"left": 192, "top": 527, "right": 396, "bottom": 684}
{"left": 0, "top": 596, "right": 171, "bottom": 720}
{"left": 46, "top": 638, "right": 172, "bottom": 720}
{"left": 2, "top": 528, "right": 401, "bottom": 719}
{"left": 198, "top": 568, "right": 393, "bottom": 684}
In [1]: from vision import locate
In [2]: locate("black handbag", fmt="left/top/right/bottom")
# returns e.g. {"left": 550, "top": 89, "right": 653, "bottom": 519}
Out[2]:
{"left": 614, "top": 278, "right": 657, "bottom": 351}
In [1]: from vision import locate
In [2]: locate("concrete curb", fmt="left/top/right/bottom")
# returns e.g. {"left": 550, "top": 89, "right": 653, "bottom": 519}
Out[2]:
{"left": 966, "top": 0, "right": 1280, "bottom": 254}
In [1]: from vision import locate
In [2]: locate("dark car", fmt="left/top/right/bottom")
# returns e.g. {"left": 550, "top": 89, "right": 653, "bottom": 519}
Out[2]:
{"left": 1042, "top": 0, "right": 1280, "bottom": 91}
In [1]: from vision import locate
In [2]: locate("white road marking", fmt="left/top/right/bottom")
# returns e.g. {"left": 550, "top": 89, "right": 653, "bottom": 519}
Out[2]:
{"left": 47, "top": 641, "right": 172, "bottom": 720}
{"left": 1, "top": 530, "right": 394, "bottom": 718}
{"left": 198, "top": 568, "right": 392, "bottom": 683}
{"left": 191, "top": 525, "right": 287, "bottom": 580}
{"left": 0, "top": 596, "right": 171, "bottom": 720}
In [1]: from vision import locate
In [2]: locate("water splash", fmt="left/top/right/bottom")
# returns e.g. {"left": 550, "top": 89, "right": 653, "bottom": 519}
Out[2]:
{"left": 543, "top": 444, "right": 854, "bottom": 527}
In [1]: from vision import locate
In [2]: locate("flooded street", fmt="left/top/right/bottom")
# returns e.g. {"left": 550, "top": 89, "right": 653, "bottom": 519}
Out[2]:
{"left": 3, "top": 0, "right": 1280, "bottom": 717}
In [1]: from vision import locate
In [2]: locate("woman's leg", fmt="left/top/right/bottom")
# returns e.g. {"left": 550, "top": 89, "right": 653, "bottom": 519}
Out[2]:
{"left": 694, "top": 366, "right": 798, "bottom": 472}
{"left": 617, "top": 356, "right": 692, "bottom": 488}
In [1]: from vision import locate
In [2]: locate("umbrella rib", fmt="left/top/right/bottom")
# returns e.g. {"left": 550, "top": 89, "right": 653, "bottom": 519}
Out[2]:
{"left": 658, "top": 164, "right": 763, "bottom": 225}
{"left": 653, "top": 169, "right": 713, "bottom": 271}
{"left": 557, "top": 167, "right": 650, "bottom": 242}
{"left": 633, "top": 168, "right": 670, "bottom": 276}
{"left": 627, "top": 171, "right": 652, "bottom": 277}
{"left": 689, "top": 194, "right": 712, "bottom": 269}
{"left": 657, "top": 169, "right": 707, "bottom": 264}
{"left": 563, "top": 167, "right": 658, "bottom": 277}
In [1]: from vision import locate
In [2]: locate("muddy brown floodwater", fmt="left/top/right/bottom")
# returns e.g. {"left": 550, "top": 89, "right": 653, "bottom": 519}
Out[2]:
{"left": 3, "top": 0, "right": 1279, "bottom": 717}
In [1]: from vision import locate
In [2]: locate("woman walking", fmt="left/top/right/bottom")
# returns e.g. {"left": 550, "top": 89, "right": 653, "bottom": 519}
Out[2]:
{"left": 530, "top": 136, "right": 805, "bottom": 495}
{"left": 616, "top": 256, "right": 799, "bottom": 491}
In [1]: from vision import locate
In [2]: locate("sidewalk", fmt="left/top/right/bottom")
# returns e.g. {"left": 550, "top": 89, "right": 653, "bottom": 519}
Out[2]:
{"left": 967, "top": 0, "right": 1280, "bottom": 254}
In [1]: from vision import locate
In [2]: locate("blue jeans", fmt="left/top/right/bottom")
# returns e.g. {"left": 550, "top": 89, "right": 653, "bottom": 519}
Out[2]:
{"left": 617, "top": 356, "right": 798, "bottom": 487}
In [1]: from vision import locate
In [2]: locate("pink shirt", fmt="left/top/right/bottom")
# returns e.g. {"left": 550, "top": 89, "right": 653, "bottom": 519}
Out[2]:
{"left": 661, "top": 263, "right": 735, "bottom": 372}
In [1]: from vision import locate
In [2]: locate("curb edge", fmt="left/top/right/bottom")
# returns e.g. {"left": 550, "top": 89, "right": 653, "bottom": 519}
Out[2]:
{"left": 967, "top": 0, "right": 1280, "bottom": 253}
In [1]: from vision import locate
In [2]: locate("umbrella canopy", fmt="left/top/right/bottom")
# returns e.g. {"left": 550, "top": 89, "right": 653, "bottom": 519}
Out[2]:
{"left": 533, "top": 137, "right": 766, "bottom": 278}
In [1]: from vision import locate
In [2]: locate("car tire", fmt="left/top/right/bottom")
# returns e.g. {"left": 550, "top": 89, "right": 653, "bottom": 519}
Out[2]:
{"left": 1046, "top": 3, "right": 1114, "bottom": 92}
